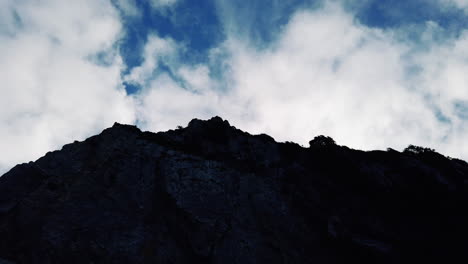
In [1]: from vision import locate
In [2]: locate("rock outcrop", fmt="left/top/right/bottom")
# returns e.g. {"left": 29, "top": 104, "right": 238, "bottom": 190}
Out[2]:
{"left": 1, "top": 116, "right": 468, "bottom": 263}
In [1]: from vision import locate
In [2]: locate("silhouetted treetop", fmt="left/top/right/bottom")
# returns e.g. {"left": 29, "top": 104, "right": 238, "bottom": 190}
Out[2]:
{"left": 403, "top": 144, "right": 435, "bottom": 154}
{"left": 309, "top": 135, "right": 336, "bottom": 147}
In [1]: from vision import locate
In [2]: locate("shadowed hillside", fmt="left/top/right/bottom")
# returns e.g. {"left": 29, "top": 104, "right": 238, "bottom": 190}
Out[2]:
{"left": 1, "top": 116, "right": 468, "bottom": 263}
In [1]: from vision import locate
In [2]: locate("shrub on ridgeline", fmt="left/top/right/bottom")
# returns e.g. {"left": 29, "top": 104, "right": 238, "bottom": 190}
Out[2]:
{"left": 309, "top": 135, "right": 336, "bottom": 148}
{"left": 403, "top": 145, "right": 435, "bottom": 155}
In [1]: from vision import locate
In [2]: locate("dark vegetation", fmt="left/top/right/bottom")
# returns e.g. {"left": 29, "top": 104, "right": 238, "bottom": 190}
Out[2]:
{"left": 1, "top": 116, "right": 468, "bottom": 263}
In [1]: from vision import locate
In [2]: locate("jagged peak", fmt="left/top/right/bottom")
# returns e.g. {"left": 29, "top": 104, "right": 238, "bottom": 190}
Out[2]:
{"left": 109, "top": 122, "right": 141, "bottom": 133}
{"left": 208, "top": 116, "right": 230, "bottom": 125}
{"left": 1, "top": 116, "right": 468, "bottom": 263}
{"left": 112, "top": 122, "right": 137, "bottom": 129}
{"left": 187, "top": 116, "right": 232, "bottom": 130}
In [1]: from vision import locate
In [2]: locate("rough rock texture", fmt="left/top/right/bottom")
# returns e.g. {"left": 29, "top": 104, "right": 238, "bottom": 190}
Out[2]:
{"left": 1, "top": 116, "right": 468, "bottom": 263}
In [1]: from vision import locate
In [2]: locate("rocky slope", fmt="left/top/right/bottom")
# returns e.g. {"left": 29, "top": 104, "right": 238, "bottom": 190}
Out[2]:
{"left": 1, "top": 117, "right": 468, "bottom": 263}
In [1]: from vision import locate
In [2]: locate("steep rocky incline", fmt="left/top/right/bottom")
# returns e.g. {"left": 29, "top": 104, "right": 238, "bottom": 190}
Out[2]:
{"left": 1, "top": 117, "right": 468, "bottom": 263}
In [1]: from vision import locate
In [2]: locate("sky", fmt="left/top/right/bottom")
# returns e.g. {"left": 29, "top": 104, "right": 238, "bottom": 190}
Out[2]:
{"left": 1, "top": 0, "right": 468, "bottom": 173}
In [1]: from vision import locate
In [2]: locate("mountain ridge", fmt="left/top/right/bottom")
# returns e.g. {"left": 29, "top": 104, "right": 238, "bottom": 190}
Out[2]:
{"left": 1, "top": 116, "right": 468, "bottom": 263}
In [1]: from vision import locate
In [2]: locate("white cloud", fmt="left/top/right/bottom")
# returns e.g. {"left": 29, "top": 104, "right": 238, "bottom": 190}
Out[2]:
{"left": 441, "top": 0, "right": 468, "bottom": 9}
{"left": 114, "top": 0, "right": 140, "bottom": 17}
{"left": 135, "top": 73, "right": 223, "bottom": 131}
{"left": 124, "top": 35, "right": 225, "bottom": 131}
{"left": 130, "top": 1, "right": 468, "bottom": 161}
{"left": 125, "top": 34, "right": 178, "bottom": 85}
{"left": 408, "top": 29, "right": 468, "bottom": 157}
{"left": 222, "top": 4, "right": 438, "bottom": 149}
{"left": 109, "top": 0, "right": 179, "bottom": 17}
{"left": 221, "top": 3, "right": 468, "bottom": 159}
{"left": 0, "top": 0, "right": 135, "bottom": 173}
{"left": 223, "top": 2, "right": 468, "bottom": 159}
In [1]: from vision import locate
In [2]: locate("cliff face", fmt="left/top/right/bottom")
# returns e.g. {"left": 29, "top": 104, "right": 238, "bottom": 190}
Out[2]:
{"left": 1, "top": 117, "right": 468, "bottom": 264}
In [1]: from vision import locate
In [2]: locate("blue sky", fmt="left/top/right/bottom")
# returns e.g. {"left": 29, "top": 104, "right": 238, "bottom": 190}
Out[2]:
{"left": 1, "top": 0, "right": 468, "bottom": 173}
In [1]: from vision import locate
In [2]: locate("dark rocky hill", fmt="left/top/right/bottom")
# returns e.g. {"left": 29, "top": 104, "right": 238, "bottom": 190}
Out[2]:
{"left": 1, "top": 116, "right": 468, "bottom": 263}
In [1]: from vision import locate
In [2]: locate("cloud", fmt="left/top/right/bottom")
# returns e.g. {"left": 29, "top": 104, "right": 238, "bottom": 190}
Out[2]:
{"left": 135, "top": 72, "right": 222, "bottom": 131}
{"left": 408, "top": 28, "right": 468, "bottom": 156}
{"left": 124, "top": 34, "right": 225, "bottom": 131}
{"left": 130, "top": 1, "right": 468, "bottom": 161}
{"left": 222, "top": 3, "right": 468, "bottom": 159}
{"left": 224, "top": 2, "right": 468, "bottom": 158}
{"left": 441, "top": 0, "right": 468, "bottom": 9}
{"left": 0, "top": 0, "right": 135, "bottom": 173}
{"left": 221, "top": 4, "right": 436, "bottom": 147}
{"left": 114, "top": 0, "right": 140, "bottom": 17}
{"left": 113, "top": 0, "right": 180, "bottom": 17}
{"left": 125, "top": 34, "right": 179, "bottom": 85}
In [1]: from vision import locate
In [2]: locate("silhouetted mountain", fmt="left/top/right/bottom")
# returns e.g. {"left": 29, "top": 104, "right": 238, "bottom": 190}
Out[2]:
{"left": 1, "top": 116, "right": 468, "bottom": 263}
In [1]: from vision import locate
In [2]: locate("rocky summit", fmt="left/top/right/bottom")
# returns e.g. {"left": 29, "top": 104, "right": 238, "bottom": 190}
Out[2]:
{"left": 1, "top": 117, "right": 468, "bottom": 264}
